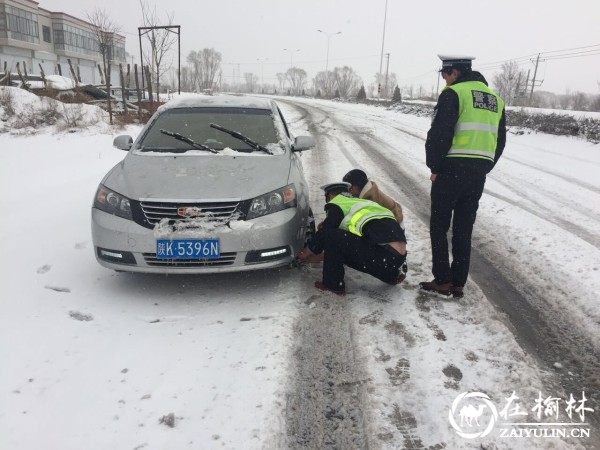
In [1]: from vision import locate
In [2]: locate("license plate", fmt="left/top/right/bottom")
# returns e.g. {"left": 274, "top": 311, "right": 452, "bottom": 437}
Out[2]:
{"left": 156, "top": 239, "right": 220, "bottom": 259}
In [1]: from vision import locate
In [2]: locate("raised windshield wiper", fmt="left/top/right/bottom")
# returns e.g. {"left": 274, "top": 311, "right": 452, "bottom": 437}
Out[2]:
{"left": 210, "top": 123, "right": 273, "bottom": 155}
{"left": 159, "top": 129, "right": 219, "bottom": 154}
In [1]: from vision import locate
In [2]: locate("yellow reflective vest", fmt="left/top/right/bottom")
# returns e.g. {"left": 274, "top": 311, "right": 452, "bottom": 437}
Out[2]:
{"left": 329, "top": 193, "right": 395, "bottom": 237}
{"left": 446, "top": 81, "right": 505, "bottom": 163}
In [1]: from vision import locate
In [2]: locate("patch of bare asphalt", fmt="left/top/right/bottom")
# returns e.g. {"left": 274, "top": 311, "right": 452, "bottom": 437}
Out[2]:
{"left": 285, "top": 294, "right": 370, "bottom": 449}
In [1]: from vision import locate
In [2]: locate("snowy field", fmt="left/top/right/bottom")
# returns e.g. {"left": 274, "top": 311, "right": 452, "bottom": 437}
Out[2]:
{"left": 1, "top": 88, "right": 598, "bottom": 449}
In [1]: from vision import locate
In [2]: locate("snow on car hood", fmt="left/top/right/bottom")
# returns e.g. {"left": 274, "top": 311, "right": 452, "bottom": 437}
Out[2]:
{"left": 102, "top": 152, "right": 291, "bottom": 201}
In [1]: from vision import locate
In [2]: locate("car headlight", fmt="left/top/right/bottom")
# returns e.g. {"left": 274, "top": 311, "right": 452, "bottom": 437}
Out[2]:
{"left": 93, "top": 184, "right": 133, "bottom": 220}
{"left": 247, "top": 184, "right": 297, "bottom": 220}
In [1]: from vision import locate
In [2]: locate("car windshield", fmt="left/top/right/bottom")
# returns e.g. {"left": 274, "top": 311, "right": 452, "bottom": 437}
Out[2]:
{"left": 136, "top": 107, "right": 284, "bottom": 155}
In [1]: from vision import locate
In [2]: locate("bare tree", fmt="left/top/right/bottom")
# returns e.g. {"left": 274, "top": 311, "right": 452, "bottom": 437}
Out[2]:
{"left": 276, "top": 73, "right": 286, "bottom": 93}
{"left": 492, "top": 61, "right": 527, "bottom": 106}
{"left": 312, "top": 71, "right": 336, "bottom": 98}
{"left": 178, "top": 66, "right": 192, "bottom": 92}
{"left": 243, "top": 73, "right": 259, "bottom": 93}
{"left": 139, "top": 0, "right": 177, "bottom": 102}
{"left": 86, "top": 8, "right": 121, "bottom": 124}
{"left": 385, "top": 73, "right": 398, "bottom": 98}
{"left": 187, "top": 48, "right": 222, "bottom": 91}
{"left": 334, "top": 66, "right": 361, "bottom": 98}
{"left": 285, "top": 67, "right": 307, "bottom": 95}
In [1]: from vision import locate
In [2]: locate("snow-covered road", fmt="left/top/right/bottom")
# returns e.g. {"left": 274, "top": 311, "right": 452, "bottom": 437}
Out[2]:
{"left": 1, "top": 90, "right": 598, "bottom": 449}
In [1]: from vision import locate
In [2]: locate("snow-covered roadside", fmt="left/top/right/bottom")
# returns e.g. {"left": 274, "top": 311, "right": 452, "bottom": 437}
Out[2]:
{"left": 0, "top": 108, "right": 305, "bottom": 450}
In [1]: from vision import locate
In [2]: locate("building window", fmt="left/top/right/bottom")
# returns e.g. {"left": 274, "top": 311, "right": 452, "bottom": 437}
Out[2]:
{"left": 42, "top": 25, "right": 51, "bottom": 43}
{"left": 51, "top": 23, "right": 125, "bottom": 62}
{"left": 52, "top": 23, "right": 98, "bottom": 56}
{"left": 0, "top": 5, "right": 39, "bottom": 44}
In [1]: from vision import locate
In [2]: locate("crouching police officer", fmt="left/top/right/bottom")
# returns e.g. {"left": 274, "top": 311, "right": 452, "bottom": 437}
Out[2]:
{"left": 420, "top": 54, "right": 506, "bottom": 298}
{"left": 299, "top": 182, "right": 407, "bottom": 296}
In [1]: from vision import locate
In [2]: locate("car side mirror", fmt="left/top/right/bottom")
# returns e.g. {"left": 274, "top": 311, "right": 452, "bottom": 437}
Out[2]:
{"left": 113, "top": 135, "right": 133, "bottom": 151}
{"left": 292, "top": 135, "right": 315, "bottom": 152}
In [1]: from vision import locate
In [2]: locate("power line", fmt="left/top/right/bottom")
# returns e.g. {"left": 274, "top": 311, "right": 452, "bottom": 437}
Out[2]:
{"left": 476, "top": 43, "right": 600, "bottom": 71}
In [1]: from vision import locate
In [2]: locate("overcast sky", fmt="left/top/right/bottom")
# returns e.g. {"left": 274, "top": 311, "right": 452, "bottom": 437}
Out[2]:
{"left": 42, "top": 0, "right": 600, "bottom": 94}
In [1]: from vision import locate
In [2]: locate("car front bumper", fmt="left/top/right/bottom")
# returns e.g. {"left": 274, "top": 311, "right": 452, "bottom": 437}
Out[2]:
{"left": 91, "top": 207, "right": 307, "bottom": 274}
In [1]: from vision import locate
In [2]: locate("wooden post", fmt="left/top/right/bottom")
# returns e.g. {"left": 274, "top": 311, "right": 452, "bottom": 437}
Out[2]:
{"left": 76, "top": 66, "right": 82, "bottom": 83}
{"left": 97, "top": 64, "right": 105, "bottom": 85}
{"left": 22, "top": 61, "right": 28, "bottom": 78}
{"left": 134, "top": 64, "right": 142, "bottom": 122}
{"left": 57, "top": 63, "right": 62, "bottom": 76}
{"left": 1, "top": 61, "right": 10, "bottom": 85}
{"left": 67, "top": 59, "right": 79, "bottom": 88}
{"left": 144, "top": 65, "right": 154, "bottom": 109}
{"left": 119, "top": 63, "right": 127, "bottom": 116}
{"left": 106, "top": 60, "right": 113, "bottom": 125}
{"left": 125, "top": 64, "right": 131, "bottom": 100}
{"left": 16, "top": 62, "right": 28, "bottom": 89}
{"left": 39, "top": 64, "right": 47, "bottom": 89}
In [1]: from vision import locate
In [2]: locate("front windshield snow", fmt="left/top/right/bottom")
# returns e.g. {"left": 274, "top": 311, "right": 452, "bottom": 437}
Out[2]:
{"left": 137, "top": 107, "right": 284, "bottom": 155}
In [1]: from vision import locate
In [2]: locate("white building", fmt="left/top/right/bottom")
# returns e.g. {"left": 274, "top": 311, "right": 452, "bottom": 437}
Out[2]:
{"left": 0, "top": 0, "right": 126, "bottom": 86}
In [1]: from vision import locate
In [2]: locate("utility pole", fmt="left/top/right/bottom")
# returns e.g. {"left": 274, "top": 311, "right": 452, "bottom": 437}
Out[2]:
{"left": 317, "top": 30, "right": 341, "bottom": 97}
{"left": 384, "top": 53, "right": 390, "bottom": 99}
{"left": 378, "top": 0, "right": 388, "bottom": 98}
{"left": 529, "top": 53, "right": 540, "bottom": 107}
{"left": 514, "top": 72, "right": 522, "bottom": 106}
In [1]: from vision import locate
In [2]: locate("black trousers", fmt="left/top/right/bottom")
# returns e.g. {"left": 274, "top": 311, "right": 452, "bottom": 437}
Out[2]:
{"left": 321, "top": 228, "right": 406, "bottom": 291}
{"left": 430, "top": 170, "right": 486, "bottom": 287}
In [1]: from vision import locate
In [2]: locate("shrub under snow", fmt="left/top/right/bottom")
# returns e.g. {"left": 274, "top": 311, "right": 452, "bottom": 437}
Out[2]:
{"left": 0, "top": 86, "right": 109, "bottom": 134}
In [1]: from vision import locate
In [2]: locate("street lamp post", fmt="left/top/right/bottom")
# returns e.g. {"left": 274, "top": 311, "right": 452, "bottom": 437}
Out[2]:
{"left": 283, "top": 48, "right": 300, "bottom": 70}
{"left": 256, "top": 57, "right": 268, "bottom": 91}
{"left": 378, "top": 0, "right": 388, "bottom": 98}
{"left": 317, "top": 29, "right": 341, "bottom": 75}
{"left": 317, "top": 29, "right": 341, "bottom": 97}
{"left": 283, "top": 48, "right": 300, "bottom": 94}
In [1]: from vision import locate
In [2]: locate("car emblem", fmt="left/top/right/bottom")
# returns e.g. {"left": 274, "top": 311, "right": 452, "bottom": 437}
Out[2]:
{"left": 177, "top": 206, "right": 203, "bottom": 218}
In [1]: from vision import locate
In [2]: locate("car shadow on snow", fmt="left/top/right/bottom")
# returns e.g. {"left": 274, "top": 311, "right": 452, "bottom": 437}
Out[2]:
{"left": 97, "top": 266, "right": 303, "bottom": 304}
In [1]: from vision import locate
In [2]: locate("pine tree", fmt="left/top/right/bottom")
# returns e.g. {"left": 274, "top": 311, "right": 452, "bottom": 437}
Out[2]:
{"left": 316, "top": 89, "right": 322, "bottom": 98}
{"left": 356, "top": 85, "right": 366, "bottom": 101}
{"left": 334, "top": 89, "right": 341, "bottom": 98}
{"left": 392, "top": 86, "right": 402, "bottom": 103}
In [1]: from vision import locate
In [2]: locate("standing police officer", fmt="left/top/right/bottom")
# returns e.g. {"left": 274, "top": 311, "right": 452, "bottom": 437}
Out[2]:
{"left": 420, "top": 55, "right": 506, "bottom": 298}
{"left": 299, "top": 182, "right": 407, "bottom": 296}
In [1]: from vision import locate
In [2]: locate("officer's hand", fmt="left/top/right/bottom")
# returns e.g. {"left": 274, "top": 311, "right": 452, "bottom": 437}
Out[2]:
{"left": 317, "top": 221, "right": 324, "bottom": 231}
{"left": 430, "top": 173, "right": 438, "bottom": 182}
{"left": 298, "top": 247, "right": 313, "bottom": 261}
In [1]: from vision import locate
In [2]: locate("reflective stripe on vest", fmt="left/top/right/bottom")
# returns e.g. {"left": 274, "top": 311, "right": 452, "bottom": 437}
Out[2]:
{"left": 447, "top": 81, "right": 504, "bottom": 163}
{"left": 330, "top": 194, "right": 395, "bottom": 237}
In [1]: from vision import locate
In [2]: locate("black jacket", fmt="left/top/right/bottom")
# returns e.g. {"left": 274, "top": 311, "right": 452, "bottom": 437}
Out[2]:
{"left": 307, "top": 196, "right": 406, "bottom": 254}
{"left": 425, "top": 71, "right": 506, "bottom": 175}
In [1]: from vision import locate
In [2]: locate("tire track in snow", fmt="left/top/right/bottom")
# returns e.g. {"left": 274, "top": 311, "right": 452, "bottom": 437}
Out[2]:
{"left": 500, "top": 155, "right": 600, "bottom": 195}
{"left": 285, "top": 295, "right": 371, "bottom": 450}
{"left": 283, "top": 100, "right": 600, "bottom": 423}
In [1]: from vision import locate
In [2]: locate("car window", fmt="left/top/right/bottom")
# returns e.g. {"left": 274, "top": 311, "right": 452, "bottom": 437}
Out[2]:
{"left": 137, "top": 107, "right": 284, "bottom": 155}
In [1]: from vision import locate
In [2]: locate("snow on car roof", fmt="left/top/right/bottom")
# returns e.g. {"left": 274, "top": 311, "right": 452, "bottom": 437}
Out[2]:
{"left": 161, "top": 93, "right": 274, "bottom": 110}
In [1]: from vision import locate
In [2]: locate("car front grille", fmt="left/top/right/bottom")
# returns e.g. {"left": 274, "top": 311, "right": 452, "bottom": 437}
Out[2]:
{"left": 143, "top": 252, "right": 237, "bottom": 267}
{"left": 139, "top": 200, "right": 240, "bottom": 225}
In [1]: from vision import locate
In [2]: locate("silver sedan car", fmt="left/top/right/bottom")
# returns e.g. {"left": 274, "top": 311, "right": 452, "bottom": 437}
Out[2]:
{"left": 92, "top": 94, "right": 315, "bottom": 273}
